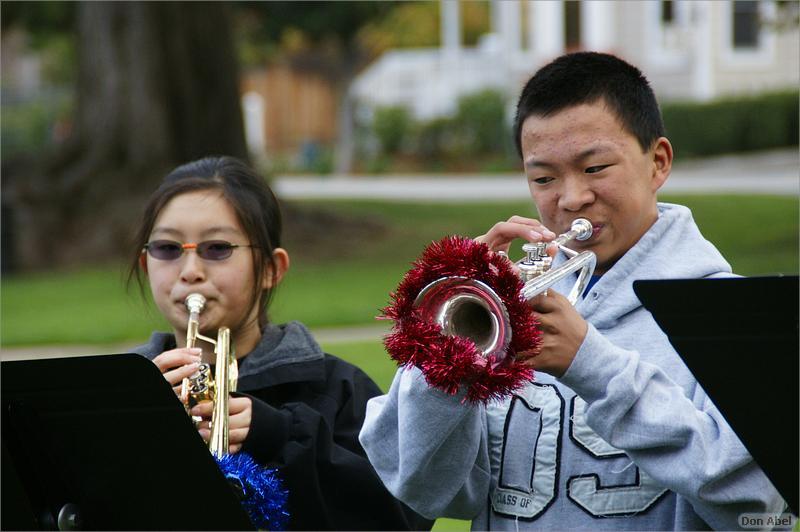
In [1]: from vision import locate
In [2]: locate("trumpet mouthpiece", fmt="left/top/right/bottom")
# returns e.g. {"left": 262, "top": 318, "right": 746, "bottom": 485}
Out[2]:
{"left": 185, "top": 293, "right": 206, "bottom": 314}
{"left": 571, "top": 218, "right": 593, "bottom": 241}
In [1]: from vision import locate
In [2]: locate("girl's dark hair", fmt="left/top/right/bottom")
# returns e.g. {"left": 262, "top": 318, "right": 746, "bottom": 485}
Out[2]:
{"left": 513, "top": 52, "right": 665, "bottom": 158}
{"left": 127, "top": 156, "right": 282, "bottom": 329}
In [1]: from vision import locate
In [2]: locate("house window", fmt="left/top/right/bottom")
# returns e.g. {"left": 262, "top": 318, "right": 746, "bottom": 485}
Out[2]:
{"left": 661, "top": 1, "right": 674, "bottom": 24}
{"left": 732, "top": 0, "right": 760, "bottom": 48}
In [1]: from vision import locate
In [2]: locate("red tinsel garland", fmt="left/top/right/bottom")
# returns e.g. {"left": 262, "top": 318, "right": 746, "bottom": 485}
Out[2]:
{"left": 380, "top": 235, "right": 541, "bottom": 403}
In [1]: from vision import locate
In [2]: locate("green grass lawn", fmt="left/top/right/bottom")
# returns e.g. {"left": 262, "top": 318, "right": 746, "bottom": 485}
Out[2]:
{"left": 2, "top": 195, "right": 797, "bottom": 346}
{"left": 318, "top": 339, "right": 398, "bottom": 392}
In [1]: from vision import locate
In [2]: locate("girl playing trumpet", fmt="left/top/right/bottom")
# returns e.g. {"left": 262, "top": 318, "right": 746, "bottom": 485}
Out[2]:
{"left": 128, "top": 156, "right": 431, "bottom": 531}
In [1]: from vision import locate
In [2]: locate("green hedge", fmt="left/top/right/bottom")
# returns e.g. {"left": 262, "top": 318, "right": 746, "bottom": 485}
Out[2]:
{"left": 661, "top": 90, "right": 799, "bottom": 158}
{"left": 364, "top": 89, "right": 798, "bottom": 171}
{"left": 372, "top": 89, "right": 510, "bottom": 159}
{"left": 452, "top": 89, "right": 509, "bottom": 154}
{"left": 373, "top": 105, "right": 413, "bottom": 154}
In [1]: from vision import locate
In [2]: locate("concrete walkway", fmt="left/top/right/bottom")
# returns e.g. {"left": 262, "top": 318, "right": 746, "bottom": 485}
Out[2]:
{"left": 0, "top": 324, "right": 392, "bottom": 361}
{"left": 274, "top": 148, "right": 799, "bottom": 201}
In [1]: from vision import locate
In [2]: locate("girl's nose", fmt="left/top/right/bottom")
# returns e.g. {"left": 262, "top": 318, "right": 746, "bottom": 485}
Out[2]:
{"left": 558, "top": 177, "right": 595, "bottom": 212}
{"left": 179, "top": 250, "right": 206, "bottom": 283}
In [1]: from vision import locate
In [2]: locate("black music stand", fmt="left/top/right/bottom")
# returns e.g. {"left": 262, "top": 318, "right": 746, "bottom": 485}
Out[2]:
{"left": 633, "top": 276, "right": 799, "bottom": 516}
{"left": 1, "top": 353, "right": 254, "bottom": 530}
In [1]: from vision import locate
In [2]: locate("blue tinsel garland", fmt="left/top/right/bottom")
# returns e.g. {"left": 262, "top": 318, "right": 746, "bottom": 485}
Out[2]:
{"left": 216, "top": 453, "right": 289, "bottom": 531}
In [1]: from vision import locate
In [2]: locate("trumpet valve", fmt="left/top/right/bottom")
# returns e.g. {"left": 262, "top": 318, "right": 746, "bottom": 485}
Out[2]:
{"left": 517, "top": 242, "right": 552, "bottom": 282}
{"left": 186, "top": 363, "right": 214, "bottom": 408}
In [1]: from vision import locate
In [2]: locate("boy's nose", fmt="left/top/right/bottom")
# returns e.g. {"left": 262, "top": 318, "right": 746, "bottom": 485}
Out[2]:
{"left": 558, "top": 177, "right": 594, "bottom": 212}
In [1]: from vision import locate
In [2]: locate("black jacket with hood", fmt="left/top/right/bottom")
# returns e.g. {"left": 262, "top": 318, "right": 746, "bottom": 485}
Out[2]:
{"left": 134, "top": 321, "right": 432, "bottom": 531}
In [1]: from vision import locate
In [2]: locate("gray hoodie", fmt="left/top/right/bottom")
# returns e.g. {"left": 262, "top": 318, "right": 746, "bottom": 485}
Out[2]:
{"left": 359, "top": 203, "right": 785, "bottom": 530}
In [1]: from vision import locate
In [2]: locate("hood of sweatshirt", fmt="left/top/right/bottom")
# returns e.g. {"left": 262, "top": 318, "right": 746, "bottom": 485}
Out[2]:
{"left": 551, "top": 202, "right": 732, "bottom": 330}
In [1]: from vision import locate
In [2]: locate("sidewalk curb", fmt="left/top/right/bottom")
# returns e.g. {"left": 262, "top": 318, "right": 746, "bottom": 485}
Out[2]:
{"left": 0, "top": 324, "right": 391, "bottom": 362}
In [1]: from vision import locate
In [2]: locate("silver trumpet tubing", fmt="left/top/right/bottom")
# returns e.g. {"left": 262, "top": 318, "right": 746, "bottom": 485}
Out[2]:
{"left": 517, "top": 218, "right": 596, "bottom": 305}
{"left": 414, "top": 218, "right": 596, "bottom": 359}
{"left": 181, "top": 293, "right": 237, "bottom": 458}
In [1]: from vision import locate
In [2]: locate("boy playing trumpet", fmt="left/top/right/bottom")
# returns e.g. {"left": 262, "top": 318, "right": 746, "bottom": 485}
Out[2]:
{"left": 359, "top": 52, "right": 786, "bottom": 530}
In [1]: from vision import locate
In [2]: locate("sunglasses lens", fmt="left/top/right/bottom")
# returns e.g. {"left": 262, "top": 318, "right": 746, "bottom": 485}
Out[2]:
{"left": 147, "top": 240, "right": 183, "bottom": 260}
{"left": 198, "top": 241, "right": 235, "bottom": 260}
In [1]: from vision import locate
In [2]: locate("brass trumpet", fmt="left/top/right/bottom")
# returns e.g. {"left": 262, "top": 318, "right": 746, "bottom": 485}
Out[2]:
{"left": 414, "top": 218, "right": 596, "bottom": 360}
{"left": 180, "top": 293, "right": 238, "bottom": 458}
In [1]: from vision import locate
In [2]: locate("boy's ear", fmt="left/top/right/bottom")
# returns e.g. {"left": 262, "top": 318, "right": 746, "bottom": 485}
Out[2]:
{"left": 650, "top": 137, "right": 673, "bottom": 192}
{"left": 263, "top": 248, "right": 290, "bottom": 289}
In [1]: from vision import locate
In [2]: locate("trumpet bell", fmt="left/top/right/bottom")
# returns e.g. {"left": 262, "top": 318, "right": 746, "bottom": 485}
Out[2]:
{"left": 414, "top": 277, "right": 511, "bottom": 361}
{"left": 382, "top": 219, "right": 596, "bottom": 403}
{"left": 381, "top": 234, "right": 539, "bottom": 403}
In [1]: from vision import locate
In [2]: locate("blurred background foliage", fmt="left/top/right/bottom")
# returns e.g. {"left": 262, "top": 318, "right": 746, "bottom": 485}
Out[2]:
{"left": 3, "top": 1, "right": 798, "bottom": 179}
{"left": 357, "top": 1, "right": 490, "bottom": 51}
{"left": 0, "top": 1, "right": 500, "bottom": 176}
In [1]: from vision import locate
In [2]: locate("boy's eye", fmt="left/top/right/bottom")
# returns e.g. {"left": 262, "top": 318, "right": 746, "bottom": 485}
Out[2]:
{"left": 531, "top": 176, "right": 554, "bottom": 185}
{"left": 585, "top": 165, "right": 609, "bottom": 174}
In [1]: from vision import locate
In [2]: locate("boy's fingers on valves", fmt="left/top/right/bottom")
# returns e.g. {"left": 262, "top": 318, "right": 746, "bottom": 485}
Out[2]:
{"left": 475, "top": 216, "right": 556, "bottom": 252}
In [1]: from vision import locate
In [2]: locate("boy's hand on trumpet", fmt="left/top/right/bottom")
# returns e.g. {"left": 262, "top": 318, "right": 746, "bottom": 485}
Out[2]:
{"left": 476, "top": 216, "right": 589, "bottom": 378}
{"left": 474, "top": 215, "right": 557, "bottom": 254}
{"left": 192, "top": 396, "right": 252, "bottom": 455}
{"left": 517, "top": 291, "right": 588, "bottom": 378}
{"left": 151, "top": 347, "right": 203, "bottom": 396}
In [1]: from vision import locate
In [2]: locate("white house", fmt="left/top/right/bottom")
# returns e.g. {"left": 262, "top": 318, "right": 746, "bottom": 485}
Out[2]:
{"left": 351, "top": 0, "right": 800, "bottom": 120}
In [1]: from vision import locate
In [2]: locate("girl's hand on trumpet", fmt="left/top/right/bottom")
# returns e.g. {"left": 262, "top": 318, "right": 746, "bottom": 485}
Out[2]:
{"left": 474, "top": 215, "right": 557, "bottom": 253}
{"left": 192, "top": 395, "right": 252, "bottom": 454}
{"left": 517, "top": 290, "right": 588, "bottom": 378}
{"left": 151, "top": 347, "right": 203, "bottom": 396}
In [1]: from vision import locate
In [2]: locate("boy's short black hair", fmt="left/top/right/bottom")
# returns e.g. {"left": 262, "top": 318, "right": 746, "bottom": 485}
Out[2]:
{"left": 513, "top": 52, "right": 665, "bottom": 158}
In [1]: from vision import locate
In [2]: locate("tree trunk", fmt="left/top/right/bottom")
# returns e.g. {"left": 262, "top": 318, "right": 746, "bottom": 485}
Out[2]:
{"left": 4, "top": 2, "right": 247, "bottom": 269}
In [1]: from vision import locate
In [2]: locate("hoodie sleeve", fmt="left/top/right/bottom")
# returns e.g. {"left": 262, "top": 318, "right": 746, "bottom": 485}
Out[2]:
{"left": 359, "top": 366, "right": 492, "bottom": 520}
{"left": 559, "top": 324, "right": 786, "bottom": 530}
{"left": 240, "top": 367, "right": 433, "bottom": 531}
